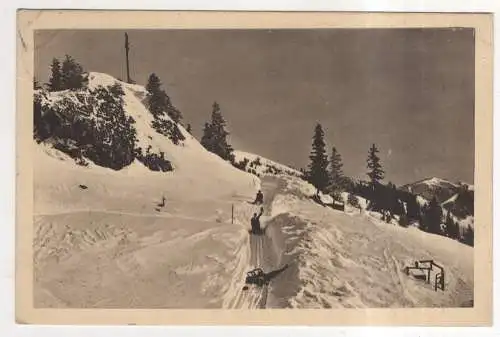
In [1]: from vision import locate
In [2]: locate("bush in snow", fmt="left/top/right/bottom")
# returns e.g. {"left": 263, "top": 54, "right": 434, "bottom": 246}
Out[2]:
{"left": 151, "top": 118, "right": 184, "bottom": 145}
{"left": 233, "top": 157, "right": 249, "bottom": 171}
{"left": 347, "top": 193, "right": 360, "bottom": 209}
{"left": 135, "top": 147, "right": 173, "bottom": 172}
{"left": 34, "top": 83, "right": 138, "bottom": 170}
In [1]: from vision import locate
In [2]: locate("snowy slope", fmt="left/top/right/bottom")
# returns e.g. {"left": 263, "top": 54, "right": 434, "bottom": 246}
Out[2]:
{"left": 260, "top": 176, "right": 473, "bottom": 308}
{"left": 234, "top": 150, "right": 302, "bottom": 178}
{"left": 34, "top": 73, "right": 261, "bottom": 308}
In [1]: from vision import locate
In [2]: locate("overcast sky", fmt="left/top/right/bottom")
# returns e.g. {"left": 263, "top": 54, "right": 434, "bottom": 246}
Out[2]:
{"left": 35, "top": 28, "right": 475, "bottom": 185}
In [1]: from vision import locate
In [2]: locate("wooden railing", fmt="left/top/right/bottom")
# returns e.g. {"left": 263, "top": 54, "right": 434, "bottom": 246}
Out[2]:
{"left": 404, "top": 259, "right": 445, "bottom": 291}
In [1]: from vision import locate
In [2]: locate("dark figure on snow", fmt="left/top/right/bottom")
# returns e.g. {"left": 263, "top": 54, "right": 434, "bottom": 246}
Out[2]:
{"left": 253, "top": 190, "right": 264, "bottom": 205}
{"left": 251, "top": 207, "right": 264, "bottom": 234}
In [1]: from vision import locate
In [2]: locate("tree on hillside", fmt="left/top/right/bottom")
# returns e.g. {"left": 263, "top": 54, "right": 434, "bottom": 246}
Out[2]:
{"left": 406, "top": 193, "right": 421, "bottom": 220}
{"left": 146, "top": 73, "right": 183, "bottom": 123}
{"left": 146, "top": 73, "right": 166, "bottom": 118}
{"left": 186, "top": 123, "right": 192, "bottom": 134}
{"left": 146, "top": 73, "right": 185, "bottom": 144}
{"left": 201, "top": 102, "right": 234, "bottom": 162}
{"left": 366, "top": 143, "right": 385, "bottom": 186}
{"left": 422, "top": 196, "right": 443, "bottom": 234}
{"left": 444, "top": 211, "right": 459, "bottom": 239}
{"left": 328, "top": 146, "right": 344, "bottom": 196}
{"left": 47, "top": 58, "right": 62, "bottom": 92}
{"left": 387, "top": 182, "right": 404, "bottom": 216}
{"left": 200, "top": 122, "right": 214, "bottom": 151}
{"left": 463, "top": 225, "right": 474, "bottom": 246}
{"left": 307, "top": 123, "right": 330, "bottom": 195}
{"left": 60, "top": 55, "right": 87, "bottom": 90}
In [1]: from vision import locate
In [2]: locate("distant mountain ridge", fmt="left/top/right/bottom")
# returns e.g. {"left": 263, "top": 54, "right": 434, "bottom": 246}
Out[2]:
{"left": 401, "top": 177, "right": 474, "bottom": 219}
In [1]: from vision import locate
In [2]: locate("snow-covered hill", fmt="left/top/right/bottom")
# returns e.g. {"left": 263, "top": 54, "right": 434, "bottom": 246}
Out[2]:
{"left": 402, "top": 177, "right": 460, "bottom": 203}
{"left": 402, "top": 177, "right": 474, "bottom": 221}
{"left": 33, "top": 73, "right": 261, "bottom": 308}
{"left": 233, "top": 150, "right": 302, "bottom": 178}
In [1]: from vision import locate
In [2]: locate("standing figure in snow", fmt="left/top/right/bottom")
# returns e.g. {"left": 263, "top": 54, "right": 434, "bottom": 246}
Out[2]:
{"left": 251, "top": 207, "right": 264, "bottom": 234}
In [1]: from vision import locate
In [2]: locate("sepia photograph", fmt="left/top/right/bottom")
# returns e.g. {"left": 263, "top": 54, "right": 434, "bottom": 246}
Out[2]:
{"left": 16, "top": 10, "right": 493, "bottom": 325}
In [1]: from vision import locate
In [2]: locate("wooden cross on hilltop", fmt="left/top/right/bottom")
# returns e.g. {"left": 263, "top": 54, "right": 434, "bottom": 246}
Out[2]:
{"left": 124, "top": 32, "right": 132, "bottom": 84}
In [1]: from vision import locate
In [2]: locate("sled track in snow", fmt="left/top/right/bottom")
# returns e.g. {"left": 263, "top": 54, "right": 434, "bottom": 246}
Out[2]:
{"left": 383, "top": 248, "right": 417, "bottom": 307}
{"left": 227, "top": 177, "right": 285, "bottom": 309}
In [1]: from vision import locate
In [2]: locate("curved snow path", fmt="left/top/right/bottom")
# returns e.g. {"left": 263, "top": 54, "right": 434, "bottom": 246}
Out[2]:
{"left": 226, "top": 177, "right": 286, "bottom": 309}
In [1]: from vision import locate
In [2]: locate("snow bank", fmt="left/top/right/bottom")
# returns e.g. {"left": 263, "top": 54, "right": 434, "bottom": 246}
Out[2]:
{"left": 263, "top": 176, "right": 474, "bottom": 308}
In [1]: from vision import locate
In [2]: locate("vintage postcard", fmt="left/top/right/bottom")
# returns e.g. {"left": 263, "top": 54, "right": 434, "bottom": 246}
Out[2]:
{"left": 16, "top": 10, "right": 493, "bottom": 325}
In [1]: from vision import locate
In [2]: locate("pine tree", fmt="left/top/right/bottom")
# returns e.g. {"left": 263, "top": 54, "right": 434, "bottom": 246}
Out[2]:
{"left": 423, "top": 197, "right": 443, "bottom": 234}
{"left": 201, "top": 102, "right": 234, "bottom": 162}
{"left": 60, "top": 55, "right": 87, "bottom": 90}
{"left": 454, "top": 221, "right": 460, "bottom": 240}
{"left": 48, "top": 58, "right": 62, "bottom": 91}
{"left": 186, "top": 123, "right": 192, "bottom": 134}
{"left": 464, "top": 225, "right": 474, "bottom": 246}
{"left": 307, "top": 123, "right": 330, "bottom": 195}
{"left": 145, "top": 73, "right": 183, "bottom": 123}
{"left": 444, "top": 211, "right": 456, "bottom": 238}
{"left": 200, "top": 122, "right": 214, "bottom": 152}
{"left": 406, "top": 193, "right": 420, "bottom": 220}
{"left": 328, "top": 146, "right": 344, "bottom": 194}
{"left": 145, "top": 73, "right": 165, "bottom": 118}
{"left": 366, "top": 143, "right": 385, "bottom": 185}
{"left": 211, "top": 102, "right": 235, "bottom": 162}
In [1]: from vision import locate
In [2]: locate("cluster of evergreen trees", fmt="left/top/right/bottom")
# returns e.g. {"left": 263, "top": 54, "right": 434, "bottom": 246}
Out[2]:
{"left": 145, "top": 73, "right": 185, "bottom": 145}
{"left": 304, "top": 123, "right": 474, "bottom": 247}
{"left": 34, "top": 83, "right": 138, "bottom": 170}
{"left": 304, "top": 123, "right": 350, "bottom": 200}
{"left": 34, "top": 57, "right": 181, "bottom": 172}
{"left": 46, "top": 55, "right": 88, "bottom": 91}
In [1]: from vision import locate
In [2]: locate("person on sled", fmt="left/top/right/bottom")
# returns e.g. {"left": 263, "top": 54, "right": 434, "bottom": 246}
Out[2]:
{"left": 250, "top": 207, "right": 264, "bottom": 234}
{"left": 253, "top": 190, "right": 264, "bottom": 205}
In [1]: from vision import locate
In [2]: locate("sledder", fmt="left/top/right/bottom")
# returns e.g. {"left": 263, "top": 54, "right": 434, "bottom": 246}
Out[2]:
{"left": 252, "top": 190, "right": 264, "bottom": 205}
{"left": 250, "top": 206, "right": 264, "bottom": 235}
